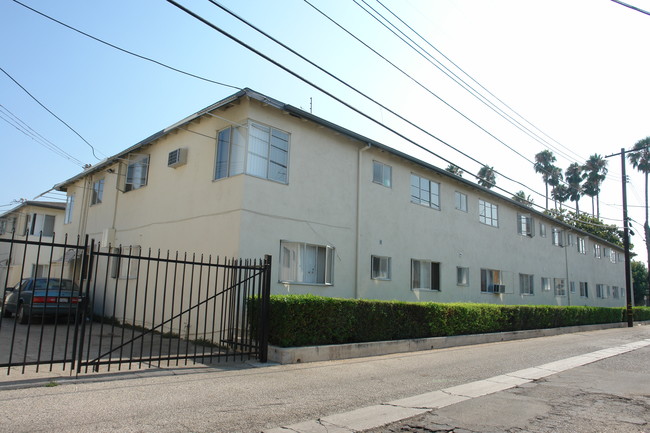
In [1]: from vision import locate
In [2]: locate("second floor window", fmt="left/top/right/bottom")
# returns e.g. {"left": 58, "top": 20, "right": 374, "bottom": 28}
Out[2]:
{"left": 91, "top": 179, "right": 104, "bottom": 205}
{"left": 64, "top": 195, "right": 75, "bottom": 224}
{"left": 479, "top": 199, "right": 498, "bottom": 227}
{"left": 125, "top": 154, "right": 149, "bottom": 192}
{"left": 517, "top": 214, "right": 533, "bottom": 237}
{"left": 410, "top": 174, "right": 440, "bottom": 209}
{"left": 215, "top": 121, "right": 289, "bottom": 184}
{"left": 372, "top": 161, "right": 392, "bottom": 187}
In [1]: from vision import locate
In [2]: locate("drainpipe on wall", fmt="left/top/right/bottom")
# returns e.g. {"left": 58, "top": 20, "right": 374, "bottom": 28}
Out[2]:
{"left": 355, "top": 143, "right": 371, "bottom": 299}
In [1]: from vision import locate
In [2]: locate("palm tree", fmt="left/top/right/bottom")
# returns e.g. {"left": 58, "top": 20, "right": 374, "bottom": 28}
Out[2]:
{"left": 512, "top": 190, "right": 533, "bottom": 207}
{"left": 565, "top": 163, "right": 585, "bottom": 214}
{"left": 548, "top": 166, "right": 563, "bottom": 209}
{"left": 445, "top": 164, "right": 463, "bottom": 177}
{"left": 628, "top": 136, "right": 650, "bottom": 306}
{"left": 583, "top": 154, "right": 608, "bottom": 218}
{"left": 477, "top": 165, "right": 496, "bottom": 189}
{"left": 534, "top": 150, "right": 556, "bottom": 210}
{"left": 551, "top": 184, "right": 570, "bottom": 210}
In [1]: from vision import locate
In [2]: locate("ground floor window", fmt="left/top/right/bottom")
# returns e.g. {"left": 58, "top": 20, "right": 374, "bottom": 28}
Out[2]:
{"left": 280, "top": 241, "right": 334, "bottom": 285}
{"left": 411, "top": 260, "right": 440, "bottom": 291}
{"left": 596, "top": 284, "right": 606, "bottom": 299}
{"left": 519, "top": 273, "right": 534, "bottom": 295}
{"left": 580, "top": 282, "right": 589, "bottom": 297}
{"left": 457, "top": 267, "right": 469, "bottom": 286}
{"left": 371, "top": 256, "right": 391, "bottom": 280}
{"left": 554, "top": 278, "right": 566, "bottom": 296}
{"left": 481, "top": 268, "right": 503, "bottom": 292}
{"left": 541, "top": 277, "right": 551, "bottom": 292}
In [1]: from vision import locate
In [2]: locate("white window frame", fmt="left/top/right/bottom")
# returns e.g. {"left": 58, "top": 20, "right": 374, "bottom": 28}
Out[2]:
{"left": 539, "top": 223, "right": 547, "bottom": 238}
{"left": 372, "top": 161, "right": 392, "bottom": 188}
{"left": 552, "top": 227, "right": 564, "bottom": 246}
{"left": 541, "top": 277, "right": 551, "bottom": 292}
{"left": 593, "top": 244, "right": 602, "bottom": 259}
{"left": 410, "top": 174, "right": 440, "bottom": 210}
{"left": 120, "top": 154, "right": 150, "bottom": 192}
{"left": 215, "top": 121, "right": 289, "bottom": 184}
{"left": 554, "top": 278, "right": 566, "bottom": 296}
{"left": 577, "top": 237, "right": 586, "bottom": 254}
{"left": 91, "top": 179, "right": 104, "bottom": 205}
{"left": 478, "top": 199, "right": 498, "bottom": 227}
{"left": 455, "top": 191, "right": 468, "bottom": 212}
{"left": 371, "top": 255, "right": 391, "bottom": 280}
{"left": 570, "top": 281, "right": 576, "bottom": 294}
{"left": 280, "top": 241, "right": 334, "bottom": 285}
{"left": 64, "top": 194, "right": 75, "bottom": 225}
{"left": 519, "top": 273, "right": 534, "bottom": 295}
{"left": 567, "top": 233, "right": 575, "bottom": 246}
{"left": 457, "top": 266, "right": 469, "bottom": 286}
{"left": 480, "top": 268, "right": 503, "bottom": 292}
{"left": 29, "top": 214, "right": 55, "bottom": 237}
{"left": 411, "top": 259, "right": 440, "bottom": 291}
{"left": 596, "top": 283, "right": 606, "bottom": 299}
{"left": 580, "top": 281, "right": 589, "bottom": 298}
{"left": 608, "top": 249, "right": 617, "bottom": 263}
{"left": 517, "top": 214, "right": 534, "bottom": 237}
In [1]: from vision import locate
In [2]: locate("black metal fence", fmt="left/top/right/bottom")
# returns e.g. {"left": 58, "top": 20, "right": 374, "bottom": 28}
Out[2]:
{"left": 0, "top": 234, "right": 271, "bottom": 376}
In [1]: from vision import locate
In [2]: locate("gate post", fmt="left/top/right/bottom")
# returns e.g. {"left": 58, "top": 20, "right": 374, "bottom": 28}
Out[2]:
{"left": 74, "top": 237, "right": 94, "bottom": 375}
{"left": 259, "top": 255, "right": 272, "bottom": 363}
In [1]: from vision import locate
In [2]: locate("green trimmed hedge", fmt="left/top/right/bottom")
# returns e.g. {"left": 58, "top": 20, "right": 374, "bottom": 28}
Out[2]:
{"left": 264, "top": 294, "right": 650, "bottom": 347}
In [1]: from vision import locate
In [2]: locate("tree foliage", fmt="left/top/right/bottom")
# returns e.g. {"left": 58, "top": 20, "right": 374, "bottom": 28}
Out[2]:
{"left": 445, "top": 164, "right": 463, "bottom": 177}
{"left": 545, "top": 209, "right": 626, "bottom": 248}
{"left": 477, "top": 165, "right": 496, "bottom": 189}
{"left": 632, "top": 261, "right": 649, "bottom": 306}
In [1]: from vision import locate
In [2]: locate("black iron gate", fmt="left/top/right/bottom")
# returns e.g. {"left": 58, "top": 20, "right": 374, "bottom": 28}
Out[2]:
{"left": 0, "top": 235, "right": 271, "bottom": 376}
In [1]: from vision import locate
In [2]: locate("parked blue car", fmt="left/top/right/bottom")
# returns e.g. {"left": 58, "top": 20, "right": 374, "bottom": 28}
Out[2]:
{"left": 3, "top": 278, "right": 83, "bottom": 324}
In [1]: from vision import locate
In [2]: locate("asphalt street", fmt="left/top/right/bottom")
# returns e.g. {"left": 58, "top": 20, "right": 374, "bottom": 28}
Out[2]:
{"left": 0, "top": 325, "right": 648, "bottom": 432}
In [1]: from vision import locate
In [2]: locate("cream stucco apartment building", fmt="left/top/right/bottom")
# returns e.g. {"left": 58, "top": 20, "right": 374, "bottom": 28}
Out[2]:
{"left": 50, "top": 88, "right": 625, "bottom": 308}
{"left": 0, "top": 201, "right": 66, "bottom": 289}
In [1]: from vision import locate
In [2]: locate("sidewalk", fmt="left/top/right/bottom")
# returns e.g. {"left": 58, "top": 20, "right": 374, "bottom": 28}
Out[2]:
{"left": 265, "top": 338, "right": 650, "bottom": 432}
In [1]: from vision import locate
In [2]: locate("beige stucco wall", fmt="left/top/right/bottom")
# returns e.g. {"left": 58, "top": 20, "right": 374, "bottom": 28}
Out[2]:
{"left": 355, "top": 147, "right": 625, "bottom": 307}
{"left": 0, "top": 203, "right": 66, "bottom": 288}
{"left": 55, "top": 96, "right": 627, "bottom": 309}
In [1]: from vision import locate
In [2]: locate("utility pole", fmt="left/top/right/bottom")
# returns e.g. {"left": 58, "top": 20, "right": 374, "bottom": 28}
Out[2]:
{"left": 605, "top": 149, "right": 633, "bottom": 327}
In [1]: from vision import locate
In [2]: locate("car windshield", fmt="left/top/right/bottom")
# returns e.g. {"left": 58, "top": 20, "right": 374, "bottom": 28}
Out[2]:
{"left": 31, "top": 279, "right": 79, "bottom": 291}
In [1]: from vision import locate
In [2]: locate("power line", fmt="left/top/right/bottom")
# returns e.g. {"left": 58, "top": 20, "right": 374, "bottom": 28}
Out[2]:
{"left": 0, "top": 65, "right": 102, "bottom": 160}
{"left": 369, "top": 0, "right": 590, "bottom": 166}
{"left": 0, "top": 104, "right": 85, "bottom": 166}
{"left": 204, "top": 0, "right": 552, "bottom": 207}
{"left": 610, "top": 0, "right": 650, "bottom": 16}
{"left": 170, "top": 0, "right": 580, "bottom": 219}
{"left": 10, "top": 0, "right": 241, "bottom": 92}
{"left": 352, "top": 0, "right": 621, "bottom": 185}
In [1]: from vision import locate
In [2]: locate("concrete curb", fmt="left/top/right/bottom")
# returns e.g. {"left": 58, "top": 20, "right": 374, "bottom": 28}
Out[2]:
{"left": 268, "top": 321, "right": 648, "bottom": 364}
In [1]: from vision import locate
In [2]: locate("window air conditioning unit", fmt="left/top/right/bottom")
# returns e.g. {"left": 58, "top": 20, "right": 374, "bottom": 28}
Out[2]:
{"left": 168, "top": 148, "right": 187, "bottom": 168}
{"left": 491, "top": 284, "right": 506, "bottom": 293}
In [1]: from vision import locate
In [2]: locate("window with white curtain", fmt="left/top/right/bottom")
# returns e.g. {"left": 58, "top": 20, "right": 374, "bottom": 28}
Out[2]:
{"left": 215, "top": 121, "right": 289, "bottom": 183}
{"left": 280, "top": 241, "right": 333, "bottom": 284}
{"left": 411, "top": 259, "right": 440, "bottom": 291}
{"left": 125, "top": 154, "right": 149, "bottom": 192}
{"left": 64, "top": 194, "right": 75, "bottom": 224}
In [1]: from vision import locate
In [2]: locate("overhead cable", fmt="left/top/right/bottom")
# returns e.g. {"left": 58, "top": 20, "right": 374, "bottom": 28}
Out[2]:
{"left": 0, "top": 65, "right": 102, "bottom": 160}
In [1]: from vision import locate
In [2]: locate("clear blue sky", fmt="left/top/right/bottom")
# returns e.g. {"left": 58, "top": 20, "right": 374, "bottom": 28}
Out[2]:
{"left": 1, "top": 0, "right": 649, "bottom": 259}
